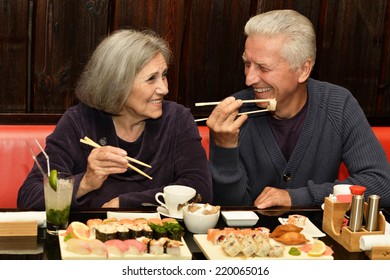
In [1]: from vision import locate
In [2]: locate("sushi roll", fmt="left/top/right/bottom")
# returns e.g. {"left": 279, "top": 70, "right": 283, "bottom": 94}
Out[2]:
{"left": 254, "top": 234, "right": 271, "bottom": 257}
{"left": 287, "top": 214, "right": 307, "bottom": 226}
{"left": 115, "top": 224, "right": 130, "bottom": 240}
{"left": 87, "top": 218, "right": 103, "bottom": 235}
{"left": 95, "top": 224, "right": 117, "bottom": 242}
{"left": 164, "top": 222, "right": 184, "bottom": 241}
{"left": 149, "top": 223, "right": 168, "bottom": 239}
{"left": 141, "top": 224, "right": 154, "bottom": 239}
{"left": 268, "top": 243, "right": 284, "bottom": 258}
{"left": 221, "top": 234, "right": 242, "bottom": 257}
{"left": 241, "top": 235, "right": 258, "bottom": 258}
{"left": 126, "top": 224, "right": 143, "bottom": 239}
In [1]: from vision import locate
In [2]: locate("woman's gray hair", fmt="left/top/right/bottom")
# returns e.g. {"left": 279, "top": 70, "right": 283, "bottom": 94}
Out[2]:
{"left": 245, "top": 9, "right": 316, "bottom": 70}
{"left": 76, "top": 29, "right": 172, "bottom": 114}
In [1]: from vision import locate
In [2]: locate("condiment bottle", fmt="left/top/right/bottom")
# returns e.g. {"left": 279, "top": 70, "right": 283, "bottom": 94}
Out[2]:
{"left": 365, "top": 194, "right": 381, "bottom": 231}
{"left": 348, "top": 185, "right": 366, "bottom": 232}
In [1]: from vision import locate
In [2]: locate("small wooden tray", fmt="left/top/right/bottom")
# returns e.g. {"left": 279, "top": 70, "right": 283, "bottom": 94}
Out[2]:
{"left": 0, "top": 221, "right": 38, "bottom": 250}
{"left": 322, "top": 197, "right": 386, "bottom": 252}
{"left": 0, "top": 221, "right": 37, "bottom": 237}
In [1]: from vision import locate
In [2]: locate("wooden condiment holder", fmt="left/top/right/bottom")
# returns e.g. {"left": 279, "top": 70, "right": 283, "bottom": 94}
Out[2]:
{"left": 322, "top": 197, "right": 386, "bottom": 253}
{"left": 0, "top": 221, "right": 38, "bottom": 250}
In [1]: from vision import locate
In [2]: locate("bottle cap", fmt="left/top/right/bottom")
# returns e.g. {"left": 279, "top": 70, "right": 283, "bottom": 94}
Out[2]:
{"left": 349, "top": 185, "right": 366, "bottom": 195}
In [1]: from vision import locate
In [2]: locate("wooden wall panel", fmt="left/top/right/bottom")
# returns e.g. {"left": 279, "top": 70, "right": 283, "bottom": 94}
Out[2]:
{"left": 32, "top": 0, "right": 110, "bottom": 113}
{"left": 0, "top": 0, "right": 29, "bottom": 112}
{"left": 180, "top": 0, "right": 253, "bottom": 116}
{"left": 316, "top": 0, "right": 387, "bottom": 115}
{"left": 0, "top": 0, "right": 390, "bottom": 124}
{"left": 112, "top": 0, "right": 187, "bottom": 103}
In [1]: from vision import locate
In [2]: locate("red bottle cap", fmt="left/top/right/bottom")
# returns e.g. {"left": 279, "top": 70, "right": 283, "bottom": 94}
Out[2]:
{"left": 349, "top": 185, "right": 366, "bottom": 195}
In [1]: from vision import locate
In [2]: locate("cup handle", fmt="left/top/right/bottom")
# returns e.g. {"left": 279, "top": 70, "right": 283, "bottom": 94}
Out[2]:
{"left": 155, "top": 192, "right": 167, "bottom": 209}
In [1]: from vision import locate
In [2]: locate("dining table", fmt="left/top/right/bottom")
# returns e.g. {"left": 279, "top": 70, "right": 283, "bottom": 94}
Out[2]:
{"left": 1, "top": 205, "right": 389, "bottom": 260}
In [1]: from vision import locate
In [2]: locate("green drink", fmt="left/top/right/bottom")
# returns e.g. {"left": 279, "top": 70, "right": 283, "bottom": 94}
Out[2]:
{"left": 44, "top": 172, "right": 74, "bottom": 235}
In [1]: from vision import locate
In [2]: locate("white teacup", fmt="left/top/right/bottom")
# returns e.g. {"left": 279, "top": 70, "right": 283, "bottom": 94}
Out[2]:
{"left": 155, "top": 185, "right": 196, "bottom": 216}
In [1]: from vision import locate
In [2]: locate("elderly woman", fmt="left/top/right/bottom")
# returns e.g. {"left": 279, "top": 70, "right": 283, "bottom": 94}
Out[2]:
{"left": 207, "top": 10, "right": 390, "bottom": 208}
{"left": 18, "top": 29, "right": 212, "bottom": 209}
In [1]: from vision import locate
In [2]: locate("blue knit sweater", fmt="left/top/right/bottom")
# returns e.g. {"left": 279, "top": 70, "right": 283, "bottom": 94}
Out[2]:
{"left": 210, "top": 78, "right": 390, "bottom": 207}
{"left": 18, "top": 101, "right": 212, "bottom": 209}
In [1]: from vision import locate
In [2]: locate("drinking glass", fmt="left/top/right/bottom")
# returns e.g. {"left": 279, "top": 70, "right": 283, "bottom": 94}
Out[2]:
{"left": 44, "top": 172, "right": 74, "bottom": 235}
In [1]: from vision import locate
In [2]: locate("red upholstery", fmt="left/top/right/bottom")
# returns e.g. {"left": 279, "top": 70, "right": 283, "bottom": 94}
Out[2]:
{"left": 338, "top": 127, "right": 390, "bottom": 180}
{"left": 0, "top": 125, "right": 55, "bottom": 208}
{"left": 0, "top": 125, "right": 388, "bottom": 208}
{"left": 198, "top": 125, "right": 210, "bottom": 159}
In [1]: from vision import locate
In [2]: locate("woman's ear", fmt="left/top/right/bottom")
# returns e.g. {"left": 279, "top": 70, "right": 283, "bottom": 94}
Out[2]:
{"left": 298, "top": 59, "right": 313, "bottom": 83}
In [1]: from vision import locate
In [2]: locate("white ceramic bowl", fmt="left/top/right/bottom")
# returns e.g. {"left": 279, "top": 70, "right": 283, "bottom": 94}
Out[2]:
{"left": 183, "top": 203, "right": 220, "bottom": 234}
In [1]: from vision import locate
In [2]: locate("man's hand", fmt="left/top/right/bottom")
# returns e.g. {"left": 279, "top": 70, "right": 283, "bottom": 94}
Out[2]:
{"left": 206, "top": 97, "right": 248, "bottom": 148}
{"left": 254, "top": 186, "right": 292, "bottom": 209}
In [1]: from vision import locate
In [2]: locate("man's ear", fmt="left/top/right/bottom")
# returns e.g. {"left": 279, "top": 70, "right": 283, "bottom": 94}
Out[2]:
{"left": 298, "top": 59, "right": 313, "bottom": 83}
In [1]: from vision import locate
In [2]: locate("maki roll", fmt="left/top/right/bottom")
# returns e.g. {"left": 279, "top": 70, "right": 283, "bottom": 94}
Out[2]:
{"left": 164, "top": 222, "right": 184, "bottom": 241}
{"left": 141, "top": 224, "right": 154, "bottom": 239}
{"left": 95, "top": 224, "right": 117, "bottom": 242}
{"left": 127, "top": 224, "right": 143, "bottom": 239}
{"left": 115, "top": 224, "right": 130, "bottom": 240}
{"left": 149, "top": 223, "right": 168, "bottom": 239}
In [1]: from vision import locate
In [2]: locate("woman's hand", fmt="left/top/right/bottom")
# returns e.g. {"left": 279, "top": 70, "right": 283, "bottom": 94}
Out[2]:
{"left": 76, "top": 146, "right": 128, "bottom": 198}
{"left": 102, "top": 197, "right": 120, "bottom": 208}
{"left": 206, "top": 97, "right": 247, "bottom": 148}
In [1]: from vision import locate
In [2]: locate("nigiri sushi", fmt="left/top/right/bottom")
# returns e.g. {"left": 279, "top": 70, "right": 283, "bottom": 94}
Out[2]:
{"left": 105, "top": 239, "right": 129, "bottom": 256}
{"left": 123, "top": 239, "right": 147, "bottom": 255}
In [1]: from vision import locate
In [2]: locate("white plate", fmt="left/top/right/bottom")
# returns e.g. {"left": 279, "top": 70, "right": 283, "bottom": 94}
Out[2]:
{"left": 221, "top": 211, "right": 259, "bottom": 227}
{"left": 59, "top": 230, "right": 192, "bottom": 260}
{"left": 157, "top": 206, "right": 183, "bottom": 220}
{"left": 107, "top": 211, "right": 160, "bottom": 220}
{"left": 278, "top": 216, "right": 326, "bottom": 238}
{"left": 193, "top": 234, "right": 333, "bottom": 260}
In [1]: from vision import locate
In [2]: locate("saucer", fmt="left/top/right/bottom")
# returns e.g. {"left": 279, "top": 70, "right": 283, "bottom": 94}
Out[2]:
{"left": 157, "top": 206, "right": 183, "bottom": 220}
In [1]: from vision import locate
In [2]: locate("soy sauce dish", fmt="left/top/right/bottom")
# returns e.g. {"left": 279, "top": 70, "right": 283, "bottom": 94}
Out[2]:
{"left": 221, "top": 211, "right": 259, "bottom": 227}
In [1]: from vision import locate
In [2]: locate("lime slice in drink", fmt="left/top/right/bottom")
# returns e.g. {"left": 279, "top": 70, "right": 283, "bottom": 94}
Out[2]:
{"left": 49, "top": 169, "right": 58, "bottom": 191}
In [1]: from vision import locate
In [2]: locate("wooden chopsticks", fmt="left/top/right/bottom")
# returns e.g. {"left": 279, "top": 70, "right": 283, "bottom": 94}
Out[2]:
{"left": 80, "top": 136, "right": 153, "bottom": 180}
{"left": 195, "top": 98, "right": 275, "bottom": 107}
{"left": 194, "top": 98, "right": 277, "bottom": 122}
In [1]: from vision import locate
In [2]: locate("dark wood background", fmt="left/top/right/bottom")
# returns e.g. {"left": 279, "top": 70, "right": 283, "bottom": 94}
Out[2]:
{"left": 1, "top": 0, "right": 389, "bottom": 125}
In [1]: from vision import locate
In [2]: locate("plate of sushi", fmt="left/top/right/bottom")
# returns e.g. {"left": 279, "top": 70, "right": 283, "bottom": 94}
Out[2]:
{"left": 59, "top": 217, "right": 192, "bottom": 260}
{"left": 193, "top": 226, "right": 333, "bottom": 260}
{"left": 278, "top": 214, "right": 326, "bottom": 238}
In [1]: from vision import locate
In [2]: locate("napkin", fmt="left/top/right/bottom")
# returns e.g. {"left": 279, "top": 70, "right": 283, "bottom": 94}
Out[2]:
{"left": 359, "top": 234, "right": 390, "bottom": 251}
{"left": 106, "top": 211, "right": 160, "bottom": 220}
{"left": 0, "top": 211, "right": 46, "bottom": 227}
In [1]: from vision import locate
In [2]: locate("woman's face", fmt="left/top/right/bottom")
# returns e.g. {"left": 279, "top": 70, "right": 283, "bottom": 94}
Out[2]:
{"left": 123, "top": 52, "right": 169, "bottom": 121}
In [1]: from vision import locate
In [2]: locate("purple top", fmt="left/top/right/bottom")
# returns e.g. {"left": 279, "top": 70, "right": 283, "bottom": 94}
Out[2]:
{"left": 17, "top": 101, "right": 212, "bottom": 209}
